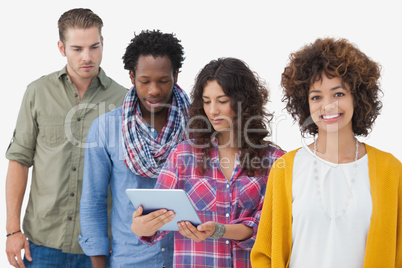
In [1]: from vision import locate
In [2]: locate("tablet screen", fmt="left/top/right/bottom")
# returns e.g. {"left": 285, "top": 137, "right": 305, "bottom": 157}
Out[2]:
{"left": 126, "top": 188, "right": 202, "bottom": 231}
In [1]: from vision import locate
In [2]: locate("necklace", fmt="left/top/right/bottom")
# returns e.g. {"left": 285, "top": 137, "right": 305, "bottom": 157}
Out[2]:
{"left": 313, "top": 138, "right": 359, "bottom": 219}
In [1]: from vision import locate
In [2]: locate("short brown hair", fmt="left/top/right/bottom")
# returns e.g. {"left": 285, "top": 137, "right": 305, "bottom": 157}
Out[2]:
{"left": 281, "top": 37, "right": 382, "bottom": 136}
{"left": 58, "top": 8, "right": 103, "bottom": 43}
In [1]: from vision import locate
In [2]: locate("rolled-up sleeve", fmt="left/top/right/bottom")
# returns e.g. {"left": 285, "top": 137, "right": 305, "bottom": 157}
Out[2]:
{"left": 79, "top": 117, "right": 111, "bottom": 256}
{"left": 230, "top": 203, "right": 262, "bottom": 250}
{"left": 6, "top": 85, "right": 37, "bottom": 167}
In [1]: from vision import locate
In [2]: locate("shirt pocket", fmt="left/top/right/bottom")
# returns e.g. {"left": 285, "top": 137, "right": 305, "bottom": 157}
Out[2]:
{"left": 238, "top": 176, "right": 265, "bottom": 210}
{"left": 185, "top": 178, "right": 216, "bottom": 212}
{"left": 37, "top": 115, "right": 66, "bottom": 147}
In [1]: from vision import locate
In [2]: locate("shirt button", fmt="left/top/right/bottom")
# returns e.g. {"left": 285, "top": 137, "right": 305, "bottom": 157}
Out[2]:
{"left": 70, "top": 192, "right": 75, "bottom": 197}
{"left": 77, "top": 117, "right": 81, "bottom": 122}
{"left": 67, "top": 216, "right": 72, "bottom": 221}
{"left": 74, "top": 93, "right": 78, "bottom": 98}
{"left": 226, "top": 184, "right": 229, "bottom": 188}
{"left": 161, "top": 247, "right": 165, "bottom": 252}
{"left": 72, "top": 167, "right": 77, "bottom": 171}
{"left": 226, "top": 213, "right": 229, "bottom": 218}
{"left": 226, "top": 240, "right": 230, "bottom": 244}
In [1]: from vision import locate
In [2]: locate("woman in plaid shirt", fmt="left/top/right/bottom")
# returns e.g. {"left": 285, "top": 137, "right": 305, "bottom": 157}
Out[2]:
{"left": 132, "top": 57, "right": 284, "bottom": 267}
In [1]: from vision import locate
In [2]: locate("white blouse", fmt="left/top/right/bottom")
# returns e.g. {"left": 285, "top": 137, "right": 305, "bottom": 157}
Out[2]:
{"left": 290, "top": 146, "right": 372, "bottom": 268}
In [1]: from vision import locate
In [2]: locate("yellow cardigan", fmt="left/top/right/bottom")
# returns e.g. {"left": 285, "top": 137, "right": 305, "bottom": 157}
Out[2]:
{"left": 251, "top": 144, "right": 402, "bottom": 267}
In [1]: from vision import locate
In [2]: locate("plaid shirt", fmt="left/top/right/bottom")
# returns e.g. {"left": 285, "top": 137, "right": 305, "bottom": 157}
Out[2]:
{"left": 141, "top": 139, "right": 284, "bottom": 267}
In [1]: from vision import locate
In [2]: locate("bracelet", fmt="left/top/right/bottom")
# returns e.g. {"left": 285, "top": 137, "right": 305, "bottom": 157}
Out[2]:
{"left": 209, "top": 222, "right": 225, "bottom": 240}
{"left": 6, "top": 230, "right": 21, "bottom": 237}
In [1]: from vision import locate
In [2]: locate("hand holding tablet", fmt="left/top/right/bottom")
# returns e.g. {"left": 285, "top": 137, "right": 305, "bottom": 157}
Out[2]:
{"left": 126, "top": 189, "right": 202, "bottom": 231}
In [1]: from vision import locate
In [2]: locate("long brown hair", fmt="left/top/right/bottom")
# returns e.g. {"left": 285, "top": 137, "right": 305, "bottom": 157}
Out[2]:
{"left": 189, "top": 57, "right": 278, "bottom": 176}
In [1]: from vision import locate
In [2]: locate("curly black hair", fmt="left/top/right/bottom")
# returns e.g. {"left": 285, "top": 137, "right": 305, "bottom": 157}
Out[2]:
{"left": 122, "top": 29, "right": 184, "bottom": 75}
{"left": 189, "top": 57, "right": 278, "bottom": 176}
{"left": 281, "top": 37, "right": 382, "bottom": 136}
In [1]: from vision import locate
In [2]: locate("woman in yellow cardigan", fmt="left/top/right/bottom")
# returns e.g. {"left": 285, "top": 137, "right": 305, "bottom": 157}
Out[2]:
{"left": 251, "top": 37, "right": 402, "bottom": 268}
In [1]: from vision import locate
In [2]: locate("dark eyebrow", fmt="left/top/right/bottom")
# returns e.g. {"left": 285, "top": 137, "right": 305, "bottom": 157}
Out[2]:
{"left": 202, "top": 95, "right": 227, "bottom": 99}
{"left": 330, "top": 86, "right": 343, "bottom": 91}
{"left": 70, "top": 42, "right": 101, "bottom": 49}
{"left": 309, "top": 85, "right": 344, "bottom": 95}
{"left": 138, "top": 75, "right": 171, "bottom": 79}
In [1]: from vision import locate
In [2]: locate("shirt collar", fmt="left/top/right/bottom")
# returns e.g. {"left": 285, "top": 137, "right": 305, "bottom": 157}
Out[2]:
{"left": 209, "top": 137, "right": 241, "bottom": 166}
{"left": 136, "top": 102, "right": 158, "bottom": 138}
{"left": 211, "top": 137, "right": 219, "bottom": 147}
{"left": 57, "top": 66, "right": 111, "bottom": 90}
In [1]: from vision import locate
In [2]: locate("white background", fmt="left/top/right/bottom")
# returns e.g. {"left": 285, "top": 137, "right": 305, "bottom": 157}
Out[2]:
{"left": 1, "top": 0, "right": 401, "bottom": 265}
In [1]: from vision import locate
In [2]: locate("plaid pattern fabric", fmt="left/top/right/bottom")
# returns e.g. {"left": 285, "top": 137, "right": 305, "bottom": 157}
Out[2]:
{"left": 122, "top": 84, "right": 190, "bottom": 178}
{"left": 147, "top": 139, "right": 284, "bottom": 267}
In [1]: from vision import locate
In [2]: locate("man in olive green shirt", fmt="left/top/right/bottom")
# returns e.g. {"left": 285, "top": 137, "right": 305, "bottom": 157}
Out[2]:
{"left": 5, "top": 8, "right": 127, "bottom": 267}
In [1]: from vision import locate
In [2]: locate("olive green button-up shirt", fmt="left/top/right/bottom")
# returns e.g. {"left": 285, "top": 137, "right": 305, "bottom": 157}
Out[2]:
{"left": 6, "top": 67, "right": 128, "bottom": 254}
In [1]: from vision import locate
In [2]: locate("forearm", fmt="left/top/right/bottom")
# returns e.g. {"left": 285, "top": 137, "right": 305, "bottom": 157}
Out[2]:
{"left": 6, "top": 160, "right": 29, "bottom": 233}
{"left": 90, "top": 255, "right": 106, "bottom": 268}
{"left": 222, "top": 223, "right": 253, "bottom": 241}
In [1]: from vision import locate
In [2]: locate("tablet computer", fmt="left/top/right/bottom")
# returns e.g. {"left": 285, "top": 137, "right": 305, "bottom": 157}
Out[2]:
{"left": 125, "top": 188, "right": 202, "bottom": 231}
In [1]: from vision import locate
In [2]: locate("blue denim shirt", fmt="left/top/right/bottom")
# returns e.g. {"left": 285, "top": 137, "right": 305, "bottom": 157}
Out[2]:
{"left": 79, "top": 106, "right": 174, "bottom": 267}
